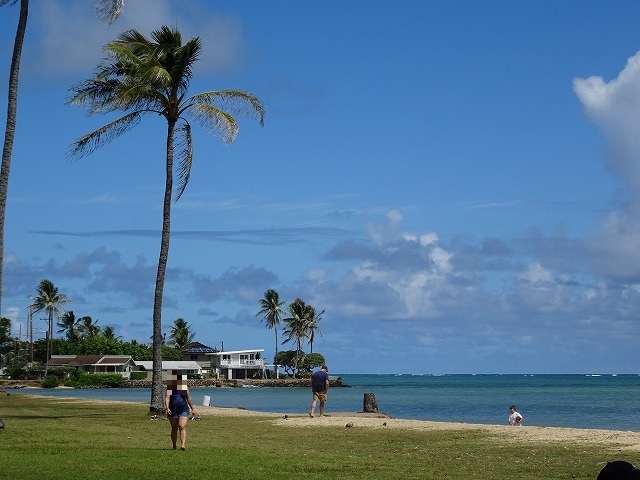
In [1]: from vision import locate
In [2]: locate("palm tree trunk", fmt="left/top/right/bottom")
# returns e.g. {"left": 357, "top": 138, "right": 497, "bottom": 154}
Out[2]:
{"left": 0, "top": 0, "right": 29, "bottom": 317}
{"left": 274, "top": 327, "right": 279, "bottom": 379}
{"left": 48, "top": 308, "right": 53, "bottom": 357}
{"left": 44, "top": 308, "right": 52, "bottom": 376}
{"left": 150, "top": 120, "right": 175, "bottom": 412}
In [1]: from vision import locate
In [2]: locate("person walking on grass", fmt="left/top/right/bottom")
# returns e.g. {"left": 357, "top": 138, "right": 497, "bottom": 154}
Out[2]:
{"left": 310, "top": 365, "right": 330, "bottom": 418}
{"left": 165, "top": 370, "right": 196, "bottom": 450}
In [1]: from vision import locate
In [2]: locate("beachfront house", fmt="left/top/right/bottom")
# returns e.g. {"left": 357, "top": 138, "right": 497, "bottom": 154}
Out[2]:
{"left": 47, "top": 355, "right": 136, "bottom": 378}
{"left": 180, "top": 341, "right": 219, "bottom": 376}
{"left": 208, "top": 349, "right": 265, "bottom": 380}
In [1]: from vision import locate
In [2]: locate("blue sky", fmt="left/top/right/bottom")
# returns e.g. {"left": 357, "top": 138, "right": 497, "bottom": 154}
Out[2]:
{"left": 1, "top": 0, "right": 640, "bottom": 374}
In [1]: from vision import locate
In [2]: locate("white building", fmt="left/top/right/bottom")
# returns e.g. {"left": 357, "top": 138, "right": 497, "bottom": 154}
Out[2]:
{"left": 134, "top": 360, "right": 202, "bottom": 380}
{"left": 208, "top": 349, "right": 265, "bottom": 380}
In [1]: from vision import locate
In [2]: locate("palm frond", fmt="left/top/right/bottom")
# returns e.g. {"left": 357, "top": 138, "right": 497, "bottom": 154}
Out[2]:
{"left": 188, "top": 90, "right": 265, "bottom": 126}
{"left": 171, "top": 38, "right": 201, "bottom": 92}
{"left": 187, "top": 103, "right": 239, "bottom": 143}
{"left": 94, "top": 0, "right": 124, "bottom": 25}
{"left": 174, "top": 123, "right": 193, "bottom": 201}
{"left": 111, "top": 29, "right": 154, "bottom": 56}
{"left": 68, "top": 111, "right": 142, "bottom": 159}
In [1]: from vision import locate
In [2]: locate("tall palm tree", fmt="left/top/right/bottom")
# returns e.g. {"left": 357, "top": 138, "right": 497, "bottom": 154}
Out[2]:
{"left": 0, "top": 0, "right": 28, "bottom": 318}
{"left": 256, "top": 289, "right": 284, "bottom": 370}
{"left": 0, "top": 0, "right": 124, "bottom": 321}
{"left": 305, "top": 305, "right": 324, "bottom": 354}
{"left": 29, "top": 279, "right": 71, "bottom": 375}
{"left": 67, "top": 26, "right": 264, "bottom": 411}
{"left": 168, "top": 318, "right": 195, "bottom": 350}
{"left": 57, "top": 310, "right": 81, "bottom": 344}
{"left": 283, "top": 298, "right": 312, "bottom": 377}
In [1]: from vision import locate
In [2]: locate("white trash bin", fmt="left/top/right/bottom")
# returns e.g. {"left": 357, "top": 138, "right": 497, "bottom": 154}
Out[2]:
{"left": 202, "top": 395, "right": 211, "bottom": 407}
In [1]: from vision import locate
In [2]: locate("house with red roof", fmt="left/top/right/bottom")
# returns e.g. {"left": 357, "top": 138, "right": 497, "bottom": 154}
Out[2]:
{"left": 47, "top": 355, "right": 136, "bottom": 378}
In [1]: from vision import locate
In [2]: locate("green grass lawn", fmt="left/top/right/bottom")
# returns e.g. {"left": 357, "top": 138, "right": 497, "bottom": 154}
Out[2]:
{"left": 0, "top": 393, "right": 633, "bottom": 479}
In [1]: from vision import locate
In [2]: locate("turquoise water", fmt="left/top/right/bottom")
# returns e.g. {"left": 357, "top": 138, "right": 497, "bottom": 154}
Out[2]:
{"left": 11, "top": 374, "right": 640, "bottom": 431}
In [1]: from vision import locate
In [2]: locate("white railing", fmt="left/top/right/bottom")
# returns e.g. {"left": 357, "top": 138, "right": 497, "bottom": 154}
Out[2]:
{"left": 219, "top": 360, "right": 264, "bottom": 368}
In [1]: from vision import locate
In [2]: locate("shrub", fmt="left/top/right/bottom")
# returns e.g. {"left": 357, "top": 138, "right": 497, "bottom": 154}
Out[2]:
{"left": 129, "top": 371, "right": 148, "bottom": 381}
{"left": 42, "top": 375, "right": 59, "bottom": 388}
{"left": 48, "top": 367, "right": 75, "bottom": 379}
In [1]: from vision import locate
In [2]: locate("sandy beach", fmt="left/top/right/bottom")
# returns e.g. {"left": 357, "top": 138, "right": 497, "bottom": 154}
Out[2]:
{"left": 32, "top": 394, "right": 640, "bottom": 452}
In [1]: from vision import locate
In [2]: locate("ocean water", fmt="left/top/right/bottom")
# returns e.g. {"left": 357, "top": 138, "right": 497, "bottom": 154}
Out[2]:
{"left": 11, "top": 374, "right": 640, "bottom": 432}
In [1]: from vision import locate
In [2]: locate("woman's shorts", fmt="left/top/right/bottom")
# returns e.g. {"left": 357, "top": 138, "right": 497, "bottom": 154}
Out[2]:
{"left": 168, "top": 407, "right": 189, "bottom": 419}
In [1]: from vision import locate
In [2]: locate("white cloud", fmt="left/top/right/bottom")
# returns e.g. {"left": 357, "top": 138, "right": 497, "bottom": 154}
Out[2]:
{"left": 518, "top": 262, "right": 552, "bottom": 283}
{"left": 574, "top": 51, "right": 640, "bottom": 195}
{"left": 588, "top": 211, "right": 640, "bottom": 279}
{"left": 575, "top": 52, "right": 640, "bottom": 278}
{"left": 366, "top": 208, "right": 403, "bottom": 245}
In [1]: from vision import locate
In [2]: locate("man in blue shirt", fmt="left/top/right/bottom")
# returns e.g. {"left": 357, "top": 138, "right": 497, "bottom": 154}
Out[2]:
{"left": 310, "top": 365, "right": 329, "bottom": 418}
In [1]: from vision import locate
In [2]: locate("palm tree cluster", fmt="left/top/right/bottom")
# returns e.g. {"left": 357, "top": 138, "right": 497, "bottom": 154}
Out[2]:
{"left": 0, "top": 0, "right": 124, "bottom": 354}
{"left": 57, "top": 312, "right": 118, "bottom": 343}
{"left": 26, "top": 280, "right": 189, "bottom": 365}
{"left": 257, "top": 290, "right": 324, "bottom": 377}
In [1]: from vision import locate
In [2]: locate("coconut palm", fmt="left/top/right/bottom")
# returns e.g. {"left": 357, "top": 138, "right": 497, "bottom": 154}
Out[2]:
{"left": 67, "top": 26, "right": 264, "bottom": 411}
{"left": 283, "top": 298, "right": 312, "bottom": 377}
{"left": 29, "top": 279, "right": 72, "bottom": 375}
{"left": 78, "top": 316, "right": 101, "bottom": 338}
{"left": 305, "top": 305, "right": 324, "bottom": 354}
{"left": 57, "top": 311, "right": 81, "bottom": 344}
{"left": 256, "top": 289, "right": 284, "bottom": 369}
{"left": 168, "top": 318, "right": 195, "bottom": 350}
{"left": 0, "top": 0, "right": 124, "bottom": 322}
{"left": 102, "top": 325, "right": 120, "bottom": 340}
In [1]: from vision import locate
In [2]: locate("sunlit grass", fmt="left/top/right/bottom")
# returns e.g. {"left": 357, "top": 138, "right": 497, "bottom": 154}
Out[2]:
{"left": 0, "top": 393, "right": 632, "bottom": 479}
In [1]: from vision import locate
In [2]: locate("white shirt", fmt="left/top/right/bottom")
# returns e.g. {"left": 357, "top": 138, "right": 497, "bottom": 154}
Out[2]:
{"left": 509, "top": 411, "right": 523, "bottom": 426}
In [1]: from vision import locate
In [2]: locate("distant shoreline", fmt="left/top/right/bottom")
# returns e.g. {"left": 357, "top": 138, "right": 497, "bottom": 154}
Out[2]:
{"left": 0, "top": 377, "right": 348, "bottom": 389}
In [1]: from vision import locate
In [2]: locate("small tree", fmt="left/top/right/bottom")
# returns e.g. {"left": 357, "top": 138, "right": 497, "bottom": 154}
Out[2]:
{"left": 302, "top": 352, "right": 325, "bottom": 372}
{"left": 274, "top": 350, "right": 297, "bottom": 376}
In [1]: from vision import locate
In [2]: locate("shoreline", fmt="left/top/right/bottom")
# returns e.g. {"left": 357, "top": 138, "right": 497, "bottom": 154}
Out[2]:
{"left": 19, "top": 393, "right": 640, "bottom": 452}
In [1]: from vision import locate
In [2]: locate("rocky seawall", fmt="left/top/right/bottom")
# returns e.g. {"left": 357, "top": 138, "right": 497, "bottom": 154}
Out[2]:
{"left": 1, "top": 377, "right": 347, "bottom": 389}
{"left": 121, "top": 377, "right": 347, "bottom": 388}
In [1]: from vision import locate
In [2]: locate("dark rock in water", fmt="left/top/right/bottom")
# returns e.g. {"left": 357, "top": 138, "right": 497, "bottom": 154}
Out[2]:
{"left": 363, "top": 392, "right": 379, "bottom": 413}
